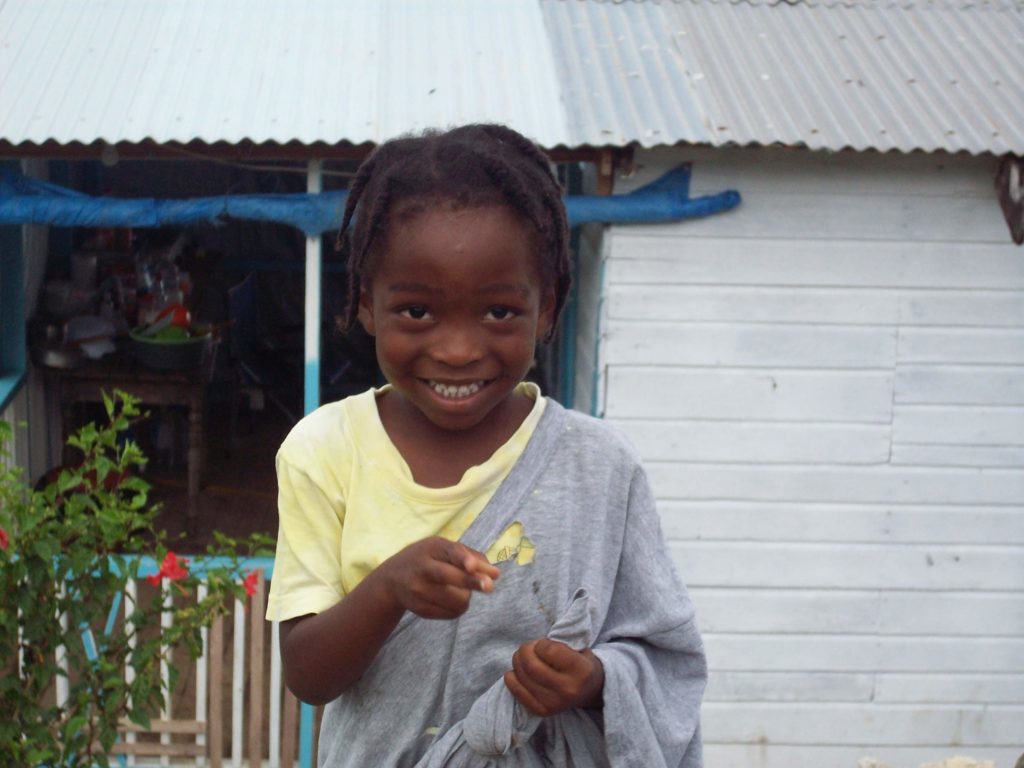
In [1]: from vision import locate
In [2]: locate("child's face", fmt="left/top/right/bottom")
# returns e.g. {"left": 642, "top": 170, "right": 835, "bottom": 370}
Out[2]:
{"left": 358, "top": 204, "right": 555, "bottom": 434}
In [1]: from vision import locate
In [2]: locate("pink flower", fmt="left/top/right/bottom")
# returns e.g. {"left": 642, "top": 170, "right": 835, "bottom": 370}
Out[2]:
{"left": 242, "top": 569, "right": 260, "bottom": 598}
{"left": 146, "top": 552, "right": 189, "bottom": 586}
{"left": 0, "top": 527, "right": 8, "bottom": 551}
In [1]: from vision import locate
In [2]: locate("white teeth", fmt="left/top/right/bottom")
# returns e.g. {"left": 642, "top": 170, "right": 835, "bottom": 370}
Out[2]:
{"left": 429, "top": 381, "right": 484, "bottom": 399}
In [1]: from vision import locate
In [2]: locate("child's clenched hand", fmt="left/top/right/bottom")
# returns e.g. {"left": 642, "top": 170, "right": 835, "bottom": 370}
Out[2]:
{"left": 379, "top": 537, "right": 499, "bottom": 619}
{"left": 504, "top": 639, "right": 604, "bottom": 716}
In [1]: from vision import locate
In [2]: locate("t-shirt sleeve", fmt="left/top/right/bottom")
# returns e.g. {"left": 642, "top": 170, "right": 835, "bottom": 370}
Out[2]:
{"left": 265, "top": 450, "right": 347, "bottom": 623}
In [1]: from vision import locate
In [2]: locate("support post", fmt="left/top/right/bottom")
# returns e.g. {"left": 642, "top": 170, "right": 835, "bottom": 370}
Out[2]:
{"left": 299, "top": 158, "right": 323, "bottom": 768}
{"left": 304, "top": 160, "right": 323, "bottom": 416}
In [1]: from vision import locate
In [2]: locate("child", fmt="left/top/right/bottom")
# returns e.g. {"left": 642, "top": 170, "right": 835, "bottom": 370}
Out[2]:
{"left": 266, "top": 124, "right": 706, "bottom": 767}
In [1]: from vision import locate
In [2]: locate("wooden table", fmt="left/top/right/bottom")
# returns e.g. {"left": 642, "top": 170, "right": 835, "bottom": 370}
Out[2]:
{"left": 44, "top": 354, "right": 211, "bottom": 532}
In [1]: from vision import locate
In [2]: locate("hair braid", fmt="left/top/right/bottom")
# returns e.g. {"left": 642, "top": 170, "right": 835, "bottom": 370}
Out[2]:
{"left": 339, "top": 124, "right": 572, "bottom": 336}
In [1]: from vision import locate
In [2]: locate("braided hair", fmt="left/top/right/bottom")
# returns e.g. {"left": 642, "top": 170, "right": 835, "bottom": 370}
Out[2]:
{"left": 336, "top": 124, "right": 571, "bottom": 340}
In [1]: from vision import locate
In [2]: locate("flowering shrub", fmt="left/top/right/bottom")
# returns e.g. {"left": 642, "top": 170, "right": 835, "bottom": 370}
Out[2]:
{"left": 0, "top": 391, "right": 271, "bottom": 767}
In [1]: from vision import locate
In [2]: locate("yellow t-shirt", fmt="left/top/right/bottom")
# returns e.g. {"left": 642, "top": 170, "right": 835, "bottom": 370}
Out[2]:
{"left": 265, "top": 382, "right": 546, "bottom": 623}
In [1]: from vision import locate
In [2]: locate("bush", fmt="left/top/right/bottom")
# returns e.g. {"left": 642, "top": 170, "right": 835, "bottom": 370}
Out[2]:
{"left": 0, "top": 390, "right": 271, "bottom": 767}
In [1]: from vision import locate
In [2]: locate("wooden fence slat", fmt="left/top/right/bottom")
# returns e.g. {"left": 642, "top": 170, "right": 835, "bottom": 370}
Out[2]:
{"left": 125, "top": 579, "right": 138, "bottom": 767}
{"left": 119, "top": 719, "right": 206, "bottom": 734}
{"left": 197, "top": 582, "right": 209, "bottom": 768}
{"left": 232, "top": 599, "right": 245, "bottom": 768}
{"left": 111, "top": 742, "right": 206, "bottom": 758}
{"left": 208, "top": 614, "right": 224, "bottom": 768}
{"left": 248, "top": 571, "right": 266, "bottom": 766}
{"left": 160, "top": 578, "right": 172, "bottom": 767}
{"left": 281, "top": 688, "right": 298, "bottom": 768}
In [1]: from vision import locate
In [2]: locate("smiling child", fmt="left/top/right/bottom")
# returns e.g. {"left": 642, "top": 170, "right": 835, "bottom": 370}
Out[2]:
{"left": 266, "top": 124, "right": 706, "bottom": 767}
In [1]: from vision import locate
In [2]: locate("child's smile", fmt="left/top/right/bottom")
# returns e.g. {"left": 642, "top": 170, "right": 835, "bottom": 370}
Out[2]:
{"left": 358, "top": 204, "right": 555, "bottom": 443}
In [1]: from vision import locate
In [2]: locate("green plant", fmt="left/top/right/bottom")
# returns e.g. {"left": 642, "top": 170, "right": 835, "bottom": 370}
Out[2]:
{"left": 0, "top": 390, "right": 271, "bottom": 767}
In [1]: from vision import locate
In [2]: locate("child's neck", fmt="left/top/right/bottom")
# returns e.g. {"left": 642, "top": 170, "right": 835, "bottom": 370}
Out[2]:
{"left": 376, "top": 389, "right": 534, "bottom": 489}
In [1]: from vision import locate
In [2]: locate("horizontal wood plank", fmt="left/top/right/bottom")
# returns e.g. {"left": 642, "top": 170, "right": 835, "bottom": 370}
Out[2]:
{"left": 874, "top": 673, "right": 1024, "bottom": 704}
{"left": 893, "top": 405, "right": 1024, "bottom": 446}
{"left": 646, "top": 463, "right": 1024, "bottom": 504}
{"left": 703, "top": 635, "right": 1024, "bottom": 672}
{"left": 604, "top": 322, "right": 897, "bottom": 368}
{"left": 895, "top": 365, "right": 1024, "bottom": 405}
{"left": 625, "top": 147, "right": 999, "bottom": 197}
{"left": 702, "top": 744, "right": 1022, "bottom": 768}
{"left": 891, "top": 443, "right": 1024, "bottom": 467}
{"left": 617, "top": 420, "right": 891, "bottom": 464}
{"left": 691, "top": 588, "right": 880, "bottom": 634}
{"left": 606, "top": 238, "right": 1024, "bottom": 289}
{"left": 118, "top": 718, "right": 205, "bottom": 734}
{"left": 898, "top": 328, "right": 1024, "bottom": 365}
{"left": 701, "top": 702, "right": 1023, "bottom": 745}
{"left": 605, "top": 368, "right": 893, "bottom": 422}
{"left": 110, "top": 742, "right": 205, "bottom": 757}
{"left": 657, "top": 501, "right": 1024, "bottom": 545}
{"left": 605, "top": 185, "right": 1009, "bottom": 242}
{"left": 691, "top": 589, "right": 1024, "bottom": 636}
{"left": 705, "top": 671, "right": 874, "bottom": 703}
{"left": 671, "top": 541, "right": 1024, "bottom": 591}
{"left": 607, "top": 285, "right": 1024, "bottom": 327}
{"left": 878, "top": 592, "right": 1024, "bottom": 637}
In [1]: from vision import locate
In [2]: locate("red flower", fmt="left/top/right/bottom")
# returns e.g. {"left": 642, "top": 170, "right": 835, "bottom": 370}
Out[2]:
{"left": 0, "top": 527, "right": 8, "bottom": 551}
{"left": 146, "top": 552, "right": 190, "bottom": 586}
{"left": 242, "top": 569, "right": 260, "bottom": 598}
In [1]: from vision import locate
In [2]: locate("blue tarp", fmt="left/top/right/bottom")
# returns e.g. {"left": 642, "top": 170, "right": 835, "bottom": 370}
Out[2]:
{"left": 0, "top": 165, "right": 739, "bottom": 235}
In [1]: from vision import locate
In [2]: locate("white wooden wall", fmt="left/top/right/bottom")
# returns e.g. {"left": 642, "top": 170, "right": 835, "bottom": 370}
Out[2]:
{"left": 588, "top": 147, "right": 1024, "bottom": 768}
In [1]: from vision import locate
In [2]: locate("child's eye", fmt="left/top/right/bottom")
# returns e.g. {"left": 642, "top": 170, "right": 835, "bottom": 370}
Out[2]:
{"left": 400, "top": 306, "right": 431, "bottom": 320}
{"left": 487, "top": 307, "right": 518, "bottom": 321}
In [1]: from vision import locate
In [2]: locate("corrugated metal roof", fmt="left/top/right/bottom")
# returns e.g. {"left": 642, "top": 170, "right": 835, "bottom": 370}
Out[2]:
{"left": 0, "top": 0, "right": 569, "bottom": 148}
{"left": 1, "top": 0, "right": 1021, "bottom": 155}
{"left": 543, "top": 0, "right": 1024, "bottom": 154}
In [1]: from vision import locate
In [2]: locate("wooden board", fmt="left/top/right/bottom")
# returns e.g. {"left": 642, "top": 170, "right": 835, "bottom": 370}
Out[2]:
{"left": 616, "top": 419, "right": 891, "bottom": 464}
{"left": 657, "top": 501, "right": 1024, "bottom": 545}
{"left": 605, "top": 368, "right": 894, "bottom": 422}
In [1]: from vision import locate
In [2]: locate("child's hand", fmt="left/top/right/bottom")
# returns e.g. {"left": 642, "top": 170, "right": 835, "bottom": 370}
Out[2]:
{"left": 503, "top": 639, "right": 604, "bottom": 716}
{"left": 379, "top": 537, "right": 499, "bottom": 620}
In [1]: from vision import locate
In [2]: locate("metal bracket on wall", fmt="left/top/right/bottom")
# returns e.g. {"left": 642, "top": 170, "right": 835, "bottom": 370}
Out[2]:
{"left": 995, "top": 155, "right": 1024, "bottom": 245}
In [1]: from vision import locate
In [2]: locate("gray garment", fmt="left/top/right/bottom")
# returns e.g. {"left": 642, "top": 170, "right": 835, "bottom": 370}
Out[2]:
{"left": 415, "top": 589, "right": 608, "bottom": 768}
{"left": 317, "top": 399, "right": 706, "bottom": 768}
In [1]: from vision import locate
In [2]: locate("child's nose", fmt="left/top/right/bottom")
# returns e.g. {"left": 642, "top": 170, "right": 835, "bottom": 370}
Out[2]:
{"left": 432, "top": 325, "right": 483, "bottom": 367}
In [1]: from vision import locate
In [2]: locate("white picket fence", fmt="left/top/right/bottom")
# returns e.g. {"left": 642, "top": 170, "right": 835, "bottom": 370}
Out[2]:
{"left": 44, "top": 557, "right": 316, "bottom": 768}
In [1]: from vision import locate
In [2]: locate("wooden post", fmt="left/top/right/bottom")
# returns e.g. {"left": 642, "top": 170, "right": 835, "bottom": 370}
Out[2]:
{"left": 597, "top": 149, "right": 615, "bottom": 196}
{"left": 281, "top": 689, "right": 299, "bottom": 768}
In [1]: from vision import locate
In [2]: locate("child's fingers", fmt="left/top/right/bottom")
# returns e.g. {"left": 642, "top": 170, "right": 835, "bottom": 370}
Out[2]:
{"left": 412, "top": 583, "right": 475, "bottom": 619}
{"left": 503, "top": 669, "right": 550, "bottom": 717}
{"left": 434, "top": 540, "right": 499, "bottom": 591}
{"left": 461, "top": 546, "right": 501, "bottom": 579}
{"left": 533, "top": 638, "right": 582, "bottom": 673}
{"left": 512, "top": 640, "right": 565, "bottom": 694}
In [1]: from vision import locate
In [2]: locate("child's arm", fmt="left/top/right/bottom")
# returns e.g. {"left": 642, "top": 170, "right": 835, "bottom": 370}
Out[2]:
{"left": 280, "top": 536, "right": 499, "bottom": 705}
{"left": 503, "top": 639, "right": 605, "bottom": 716}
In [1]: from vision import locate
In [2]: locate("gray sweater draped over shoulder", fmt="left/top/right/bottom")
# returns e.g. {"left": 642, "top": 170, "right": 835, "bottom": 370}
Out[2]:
{"left": 316, "top": 399, "right": 706, "bottom": 767}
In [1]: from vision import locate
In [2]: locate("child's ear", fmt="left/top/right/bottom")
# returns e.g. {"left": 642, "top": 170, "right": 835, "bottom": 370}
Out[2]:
{"left": 536, "top": 287, "right": 557, "bottom": 342}
{"left": 357, "top": 289, "right": 376, "bottom": 336}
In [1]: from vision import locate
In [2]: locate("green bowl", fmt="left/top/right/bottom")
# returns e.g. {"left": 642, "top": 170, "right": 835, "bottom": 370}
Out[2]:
{"left": 129, "top": 326, "right": 213, "bottom": 370}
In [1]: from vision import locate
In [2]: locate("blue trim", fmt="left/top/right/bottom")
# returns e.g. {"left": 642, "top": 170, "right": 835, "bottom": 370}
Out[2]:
{"left": 589, "top": 257, "right": 607, "bottom": 418}
{"left": 1, "top": 165, "right": 740, "bottom": 235}
{"left": 299, "top": 705, "right": 315, "bottom": 768}
{"left": 1, "top": 215, "right": 26, "bottom": 413}
{"left": 559, "top": 226, "right": 582, "bottom": 410}
{"left": 0, "top": 371, "right": 25, "bottom": 412}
